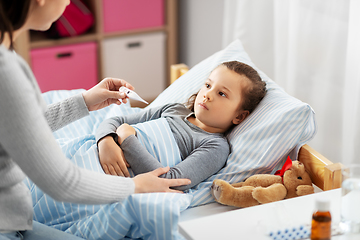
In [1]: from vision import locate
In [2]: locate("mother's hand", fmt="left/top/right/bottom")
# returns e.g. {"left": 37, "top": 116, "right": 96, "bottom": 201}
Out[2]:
{"left": 133, "top": 167, "right": 191, "bottom": 194}
{"left": 82, "top": 77, "right": 134, "bottom": 111}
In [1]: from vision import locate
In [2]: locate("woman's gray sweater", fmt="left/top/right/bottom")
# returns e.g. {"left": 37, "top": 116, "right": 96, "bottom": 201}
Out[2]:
{"left": 0, "top": 45, "right": 134, "bottom": 231}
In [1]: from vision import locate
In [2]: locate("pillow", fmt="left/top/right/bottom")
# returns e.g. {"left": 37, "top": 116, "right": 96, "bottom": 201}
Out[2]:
{"left": 149, "top": 39, "right": 317, "bottom": 207}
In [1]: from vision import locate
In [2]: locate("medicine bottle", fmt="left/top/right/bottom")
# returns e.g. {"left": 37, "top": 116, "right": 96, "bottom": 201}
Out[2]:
{"left": 310, "top": 199, "right": 331, "bottom": 240}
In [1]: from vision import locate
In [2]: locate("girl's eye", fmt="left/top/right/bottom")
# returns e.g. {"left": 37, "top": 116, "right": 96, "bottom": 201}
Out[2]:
{"left": 219, "top": 92, "right": 226, "bottom": 97}
{"left": 205, "top": 83, "right": 211, "bottom": 89}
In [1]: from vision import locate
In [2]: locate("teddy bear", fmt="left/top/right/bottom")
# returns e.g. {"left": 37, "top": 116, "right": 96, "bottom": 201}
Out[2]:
{"left": 211, "top": 157, "right": 315, "bottom": 208}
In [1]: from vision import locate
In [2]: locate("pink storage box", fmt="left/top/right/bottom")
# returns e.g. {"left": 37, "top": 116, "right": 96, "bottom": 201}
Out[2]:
{"left": 102, "top": 0, "right": 164, "bottom": 33}
{"left": 30, "top": 42, "right": 98, "bottom": 93}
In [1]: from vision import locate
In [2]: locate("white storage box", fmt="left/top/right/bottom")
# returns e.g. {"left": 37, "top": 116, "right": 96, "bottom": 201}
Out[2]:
{"left": 102, "top": 32, "right": 166, "bottom": 101}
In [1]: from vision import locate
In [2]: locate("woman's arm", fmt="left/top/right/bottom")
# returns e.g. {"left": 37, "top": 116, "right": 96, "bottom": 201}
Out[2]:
{"left": 121, "top": 135, "right": 229, "bottom": 191}
{"left": 82, "top": 77, "right": 133, "bottom": 111}
{"left": 0, "top": 61, "right": 135, "bottom": 204}
{"left": 45, "top": 93, "right": 89, "bottom": 131}
{"left": 45, "top": 78, "right": 133, "bottom": 132}
{"left": 0, "top": 55, "right": 189, "bottom": 205}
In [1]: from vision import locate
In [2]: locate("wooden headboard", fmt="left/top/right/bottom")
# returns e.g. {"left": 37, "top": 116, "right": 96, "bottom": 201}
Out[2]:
{"left": 170, "top": 63, "right": 344, "bottom": 191}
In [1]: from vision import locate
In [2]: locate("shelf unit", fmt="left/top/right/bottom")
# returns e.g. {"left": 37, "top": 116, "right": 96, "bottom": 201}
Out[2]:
{"left": 14, "top": 0, "right": 178, "bottom": 106}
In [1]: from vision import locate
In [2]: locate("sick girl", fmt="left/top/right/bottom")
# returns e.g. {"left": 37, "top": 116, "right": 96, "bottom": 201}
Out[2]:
{"left": 96, "top": 61, "right": 267, "bottom": 190}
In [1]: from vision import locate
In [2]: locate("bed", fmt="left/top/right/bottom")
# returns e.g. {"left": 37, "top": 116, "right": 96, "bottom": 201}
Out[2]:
{"left": 23, "top": 39, "right": 342, "bottom": 240}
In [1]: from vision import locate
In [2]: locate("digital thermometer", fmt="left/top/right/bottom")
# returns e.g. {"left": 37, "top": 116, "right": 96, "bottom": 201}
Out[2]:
{"left": 119, "top": 86, "right": 149, "bottom": 104}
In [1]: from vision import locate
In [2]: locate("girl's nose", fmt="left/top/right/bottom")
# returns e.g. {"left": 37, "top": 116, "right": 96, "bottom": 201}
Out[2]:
{"left": 204, "top": 90, "right": 213, "bottom": 101}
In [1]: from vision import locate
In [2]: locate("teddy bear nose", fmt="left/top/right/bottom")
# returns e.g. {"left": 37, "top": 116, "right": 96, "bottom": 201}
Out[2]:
{"left": 297, "top": 176, "right": 303, "bottom": 180}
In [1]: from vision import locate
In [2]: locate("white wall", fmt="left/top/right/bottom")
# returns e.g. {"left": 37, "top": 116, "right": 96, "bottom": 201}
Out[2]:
{"left": 177, "top": 1, "right": 349, "bottom": 165}
{"left": 178, "top": 0, "right": 224, "bottom": 67}
{"left": 178, "top": 1, "right": 275, "bottom": 78}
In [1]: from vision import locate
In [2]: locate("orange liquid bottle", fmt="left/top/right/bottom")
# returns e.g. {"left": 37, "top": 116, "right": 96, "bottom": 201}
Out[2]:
{"left": 310, "top": 199, "right": 331, "bottom": 240}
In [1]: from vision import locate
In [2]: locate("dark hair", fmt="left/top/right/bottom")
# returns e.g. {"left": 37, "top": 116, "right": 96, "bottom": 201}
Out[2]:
{"left": 185, "top": 61, "right": 266, "bottom": 113}
{"left": 0, "top": 0, "right": 31, "bottom": 49}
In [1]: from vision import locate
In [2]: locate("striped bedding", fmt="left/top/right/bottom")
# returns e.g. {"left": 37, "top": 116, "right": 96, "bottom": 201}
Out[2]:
{"left": 23, "top": 39, "right": 317, "bottom": 239}
{"left": 24, "top": 90, "right": 192, "bottom": 240}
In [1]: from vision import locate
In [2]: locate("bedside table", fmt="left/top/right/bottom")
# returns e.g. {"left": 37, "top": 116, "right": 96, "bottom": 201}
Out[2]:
{"left": 179, "top": 189, "right": 353, "bottom": 239}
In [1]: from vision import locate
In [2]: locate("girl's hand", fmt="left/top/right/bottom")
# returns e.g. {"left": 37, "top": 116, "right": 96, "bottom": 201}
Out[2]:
{"left": 98, "top": 136, "right": 130, "bottom": 177}
{"left": 116, "top": 123, "right": 136, "bottom": 145}
{"left": 82, "top": 78, "right": 134, "bottom": 111}
{"left": 133, "top": 167, "right": 191, "bottom": 194}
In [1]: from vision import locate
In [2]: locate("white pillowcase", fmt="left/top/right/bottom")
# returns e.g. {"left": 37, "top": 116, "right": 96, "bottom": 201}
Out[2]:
{"left": 148, "top": 39, "right": 316, "bottom": 206}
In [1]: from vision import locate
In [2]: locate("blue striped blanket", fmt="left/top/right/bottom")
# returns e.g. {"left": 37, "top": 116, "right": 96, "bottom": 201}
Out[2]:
{"left": 24, "top": 90, "right": 192, "bottom": 240}
{"left": 23, "top": 80, "right": 316, "bottom": 239}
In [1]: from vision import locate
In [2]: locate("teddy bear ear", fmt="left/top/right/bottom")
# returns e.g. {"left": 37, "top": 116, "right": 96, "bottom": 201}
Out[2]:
{"left": 293, "top": 161, "right": 307, "bottom": 174}
{"left": 274, "top": 156, "right": 293, "bottom": 177}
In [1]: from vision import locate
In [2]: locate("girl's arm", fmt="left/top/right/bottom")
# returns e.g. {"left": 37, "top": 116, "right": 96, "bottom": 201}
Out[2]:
{"left": 98, "top": 123, "right": 135, "bottom": 177}
{"left": 96, "top": 104, "right": 178, "bottom": 175}
{"left": 98, "top": 135, "right": 130, "bottom": 177}
{"left": 95, "top": 104, "right": 175, "bottom": 144}
{"left": 120, "top": 135, "right": 229, "bottom": 191}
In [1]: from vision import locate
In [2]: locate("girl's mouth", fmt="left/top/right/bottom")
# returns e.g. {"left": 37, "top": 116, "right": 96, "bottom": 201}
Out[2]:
{"left": 198, "top": 103, "right": 208, "bottom": 110}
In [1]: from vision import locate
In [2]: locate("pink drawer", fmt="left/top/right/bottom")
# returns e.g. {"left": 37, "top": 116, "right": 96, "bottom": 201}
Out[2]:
{"left": 30, "top": 42, "right": 98, "bottom": 92}
{"left": 102, "top": 0, "right": 164, "bottom": 33}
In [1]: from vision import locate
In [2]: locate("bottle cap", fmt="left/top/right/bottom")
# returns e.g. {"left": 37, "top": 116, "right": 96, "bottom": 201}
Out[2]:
{"left": 315, "top": 199, "right": 330, "bottom": 212}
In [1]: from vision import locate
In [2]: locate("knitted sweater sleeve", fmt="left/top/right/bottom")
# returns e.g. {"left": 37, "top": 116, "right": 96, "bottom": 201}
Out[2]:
{"left": 44, "top": 93, "right": 89, "bottom": 132}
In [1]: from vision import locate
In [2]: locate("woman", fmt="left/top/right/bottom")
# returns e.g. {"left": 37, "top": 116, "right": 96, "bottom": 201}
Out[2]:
{"left": 0, "top": 1, "right": 190, "bottom": 239}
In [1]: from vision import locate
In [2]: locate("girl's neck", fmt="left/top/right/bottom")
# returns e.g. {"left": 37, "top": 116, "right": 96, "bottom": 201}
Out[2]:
{"left": 187, "top": 116, "right": 225, "bottom": 134}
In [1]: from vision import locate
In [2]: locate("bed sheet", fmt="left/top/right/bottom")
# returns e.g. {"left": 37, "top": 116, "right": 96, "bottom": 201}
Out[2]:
{"left": 24, "top": 89, "right": 192, "bottom": 240}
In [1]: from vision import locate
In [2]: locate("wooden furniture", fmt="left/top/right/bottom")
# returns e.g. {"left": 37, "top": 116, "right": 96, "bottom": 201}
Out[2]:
{"left": 14, "top": 0, "right": 178, "bottom": 104}
{"left": 170, "top": 63, "right": 344, "bottom": 191}
{"left": 298, "top": 144, "right": 344, "bottom": 191}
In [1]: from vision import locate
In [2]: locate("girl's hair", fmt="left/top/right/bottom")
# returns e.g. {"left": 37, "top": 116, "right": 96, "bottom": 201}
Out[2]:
{"left": 185, "top": 61, "right": 267, "bottom": 113}
{"left": 0, "top": 0, "right": 31, "bottom": 49}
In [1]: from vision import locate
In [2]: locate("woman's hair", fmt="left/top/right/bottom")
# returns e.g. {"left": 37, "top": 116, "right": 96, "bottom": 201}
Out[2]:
{"left": 0, "top": 0, "right": 31, "bottom": 49}
{"left": 185, "top": 61, "right": 267, "bottom": 114}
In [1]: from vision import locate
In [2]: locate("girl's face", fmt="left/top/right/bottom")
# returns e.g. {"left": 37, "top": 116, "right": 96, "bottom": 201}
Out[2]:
{"left": 26, "top": 0, "right": 70, "bottom": 31}
{"left": 192, "top": 65, "right": 250, "bottom": 133}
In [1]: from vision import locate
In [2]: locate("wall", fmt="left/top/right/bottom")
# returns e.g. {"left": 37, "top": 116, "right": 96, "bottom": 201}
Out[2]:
{"left": 177, "top": 1, "right": 346, "bottom": 165}
{"left": 178, "top": 0, "right": 224, "bottom": 68}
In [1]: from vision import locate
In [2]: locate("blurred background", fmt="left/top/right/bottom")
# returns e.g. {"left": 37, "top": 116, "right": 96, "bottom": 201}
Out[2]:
{"left": 15, "top": 0, "right": 359, "bottom": 167}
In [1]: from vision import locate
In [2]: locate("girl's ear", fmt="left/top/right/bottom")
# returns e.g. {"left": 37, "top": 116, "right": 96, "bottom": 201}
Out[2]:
{"left": 232, "top": 110, "right": 249, "bottom": 125}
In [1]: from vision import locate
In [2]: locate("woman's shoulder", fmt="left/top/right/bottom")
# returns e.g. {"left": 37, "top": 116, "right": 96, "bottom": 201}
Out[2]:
{"left": 0, "top": 46, "right": 23, "bottom": 87}
{"left": 0, "top": 45, "right": 32, "bottom": 78}
{"left": 0, "top": 45, "right": 24, "bottom": 62}
{"left": 0, "top": 45, "right": 42, "bottom": 104}
{"left": 0, "top": 45, "right": 16, "bottom": 67}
